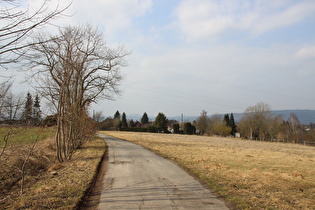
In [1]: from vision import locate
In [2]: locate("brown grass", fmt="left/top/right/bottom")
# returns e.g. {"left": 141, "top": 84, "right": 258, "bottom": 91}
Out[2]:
{"left": 12, "top": 138, "right": 105, "bottom": 209}
{"left": 101, "top": 131, "right": 315, "bottom": 209}
{"left": 0, "top": 126, "right": 106, "bottom": 209}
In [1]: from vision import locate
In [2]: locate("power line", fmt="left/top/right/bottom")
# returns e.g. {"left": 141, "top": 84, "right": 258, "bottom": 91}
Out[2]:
{"left": 131, "top": 63, "right": 315, "bottom": 102}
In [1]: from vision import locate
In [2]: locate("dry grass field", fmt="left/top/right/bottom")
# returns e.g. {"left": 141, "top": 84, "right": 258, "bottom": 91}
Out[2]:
{"left": 102, "top": 131, "right": 315, "bottom": 209}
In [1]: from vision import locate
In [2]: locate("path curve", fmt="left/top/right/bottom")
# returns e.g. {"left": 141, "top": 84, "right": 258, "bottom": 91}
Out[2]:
{"left": 97, "top": 134, "right": 229, "bottom": 209}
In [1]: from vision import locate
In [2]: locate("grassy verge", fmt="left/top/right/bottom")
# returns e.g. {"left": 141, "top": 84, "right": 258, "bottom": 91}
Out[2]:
{"left": 0, "top": 126, "right": 106, "bottom": 209}
{"left": 11, "top": 138, "right": 105, "bottom": 209}
{"left": 101, "top": 131, "right": 315, "bottom": 209}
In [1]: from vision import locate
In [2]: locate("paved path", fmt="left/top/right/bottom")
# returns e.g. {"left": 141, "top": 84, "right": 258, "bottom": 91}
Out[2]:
{"left": 97, "top": 134, "right": 229, "bottom": 209}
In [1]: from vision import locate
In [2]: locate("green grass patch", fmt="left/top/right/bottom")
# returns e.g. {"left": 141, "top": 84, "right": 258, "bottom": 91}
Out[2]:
{"left": 0, "top": 126, "right": 56, "bottom": 145}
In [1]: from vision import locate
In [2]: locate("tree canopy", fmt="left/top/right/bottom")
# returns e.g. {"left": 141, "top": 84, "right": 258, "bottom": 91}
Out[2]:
{"left": 141, "top": 112, "right": 149, "bottom": 125}
{"left": 114, "top": 111, "right": 121, "bottom": 120}
{"left": 154, "top": 112, "right": 168, "bottom": 133}
{"left": 196, "top": 110, "right": 208, "bottom": 135}
{"left": 22, "top": 92, "right": 33, "bottom": 124}
{"left": 239, "top": 102, "right": 273, "bottom": 140}
{"left": 121, "top": 112, "right": 128, "bottom": 128}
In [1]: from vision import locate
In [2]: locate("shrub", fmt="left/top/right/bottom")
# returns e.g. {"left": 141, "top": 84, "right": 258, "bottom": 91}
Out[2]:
{"left": 173, "top": 123, "right": 180, "bottom": 134}
{"left": 147, "top": 126, "right": 157, "bottom": 133}
{"left": 120, "top": 127, "right": 148, "bottom": 132}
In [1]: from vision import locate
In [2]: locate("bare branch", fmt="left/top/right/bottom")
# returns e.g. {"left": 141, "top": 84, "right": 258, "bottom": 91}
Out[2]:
{"left": 0, "top": 0, "right": 71, "bottom": 66}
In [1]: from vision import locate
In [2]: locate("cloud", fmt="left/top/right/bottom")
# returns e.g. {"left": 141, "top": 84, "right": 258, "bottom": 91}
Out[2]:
{"left": 118, "top": 42, "right": 312, "bottom": 115}
{"left": 173, "top": 0, "right": 235, "bottom": 40}
{"left": 295, "top": 46, "right": 315, "bottom": 59}
{"left": 173, "top": 0, "right": 315, "bottom": 41}
{"left": 252, "top": 1, "right": 315, "bottom": 35}
{"left": 64, "top": 0, "right": 153, "bottom": 33}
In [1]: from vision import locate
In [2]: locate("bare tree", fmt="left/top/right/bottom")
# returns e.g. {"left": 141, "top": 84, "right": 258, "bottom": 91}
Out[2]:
{"left": 92, "top": 110, "right": 103, "bottom": 122}
{"left": 288, "top": 113, "right": 301, "bottom": 142}
{"left": 237, "top": 116, "right": 251, "bottom": 139}
{"left": 28, "top": 24, "right": 129, "bottom": 162}
{"left": 270, "top": 115, "right": 284, "bottom": 141}
{"left": 1, "top": 91, "right": 24, "bottom": 123}
{"left": 241, "top": 102, "right": 273, "bottom": 140}
{"left": 0, "top": 81, "right": 24, "bottom": 124}
{"left": 196, "top": 110, "right": 208, "bottom": 135}
{"left": 0, "top": 80, "right": 12, "bottom": 118}
{"left": 0, "top": 0, "right": 70, "bottom": 66}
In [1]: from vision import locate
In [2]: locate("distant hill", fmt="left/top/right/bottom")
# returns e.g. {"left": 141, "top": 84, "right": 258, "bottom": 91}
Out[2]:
{"left": 231, "top": 110, "right": 315, "bottom": 124}
{"left": 271, "top": 110, "right": 315, "bottom": 124}
{"left": 123, "top": 110, "right": 315, "bottom": 125}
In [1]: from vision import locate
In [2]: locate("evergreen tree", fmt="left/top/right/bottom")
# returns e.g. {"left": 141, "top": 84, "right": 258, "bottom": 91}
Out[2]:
{"left": 229, "top": 113, "right": 237, "bottom": 137}
{"left": 129, "top": 119, "right": 135, "bottom": 127}
{"left": 183, "top": 122, "right": 195, "bottom": 135}
{"left": 154, "top": 112, "right": 168, "bottom": 133}
{"left": 23, "top": 92, "right": 33, "bottom": 125}
{"left": 141, "top": 112, "right": 149, "bottom": 125}
{"left": 113, "top": 111, "right": 121, "bottom": 130}
{"left": 121, "top": 112, "right": 128, "bottom": 128}
{"left": 172, "top": 123, "right": 180, "bottom": 134}
{"left": 33, "top": 94, "right": 41, "bottom": 124}
{"left": 223, "top": 114, "right": 230, "bottom": 126}
{"left": 222, "top": 113, "right": 237, "bottom": 136}
{"left": 114, "top": 110, "right": 120, "bottom": 119}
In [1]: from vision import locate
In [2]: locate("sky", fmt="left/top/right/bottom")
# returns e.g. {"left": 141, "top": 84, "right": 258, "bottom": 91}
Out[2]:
{"left": 6, "top": 0, "right": 315, "bottom": 119}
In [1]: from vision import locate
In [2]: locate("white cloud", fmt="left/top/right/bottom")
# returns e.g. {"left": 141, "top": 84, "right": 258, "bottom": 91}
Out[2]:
{"left": 173, "top": 0, "right": 235, "bottom": 40}
{"left": 173, "top": 0, "right": 315, "bottom": 41}
{"left": 295, "top": 46, "right": 315, "bottom": 59}
{"left": 252, "top": 1, "right": 315, "bottom": 35}
{"left": 26, "top": 0, "right": 153, "bottom": 34}
{"left": 70, "top": 0, "right": 153, "bottom": 33}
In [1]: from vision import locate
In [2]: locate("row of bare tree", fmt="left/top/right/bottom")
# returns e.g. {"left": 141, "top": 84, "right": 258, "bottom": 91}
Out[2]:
{"left": 194, "top": 102, "right": 315, "bottom": 143}
{"left": 238, "top": 102, "right": 313, "bottom": 143}
{"left": 0, "top": 89, "right": 41, "bottom": 125}
{"left": 0, "top": 83, "right": 23, "bottom": 122}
